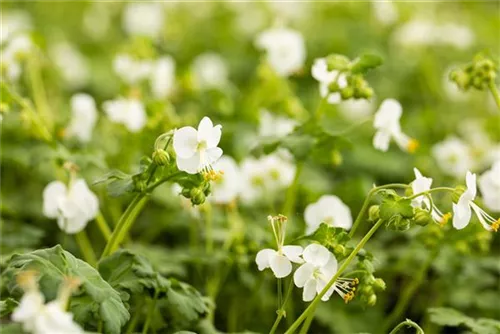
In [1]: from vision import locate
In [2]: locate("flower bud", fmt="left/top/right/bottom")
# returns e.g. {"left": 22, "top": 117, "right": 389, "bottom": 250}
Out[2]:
{"left": 331, "top": 150, "right": 343, "bottom": 166}
{"left": 413, "top": 208, "right": 432, "bottom": 226}
{"left": 152, "top": 149, "right": 170, "bottom": 166}
{"left": 190, "top": 187, "right": 206, "bottom": 205}
{"left": 328, "top": 81, "right": 340, "bottom": 92}
{"left": 202, "top": 181, "right": 211, "bottom": 196}
{"left": 326, "top": 54, "right": 351, "bottom": 71}
{"left": 133, "top": 176, "right": 147, "bottom": 192}
{"left": 367, "top": 294, "right": 377, "bottom": 306}
{"left": 340, "top": 87, "right": 354, "bottom": 100}
{"left": 452, "top": 185, "right": 466, "bottom": 203}
{"left": 333, "top": 244, "right": 346, "bottom": 256}
{"left": 359, "top": 86, "right": 373, "bottom": 99}
{"left": 181, "top": 187, "right": 192, "bottom": 198}
{"left": 361, "top": 285, "right": 373, "bottom": 296}
{"left": 373, "top": 278, "right": 386, "bottom": 290}
{"left": 368, "top": 205, "right": 380, "bottom": 222}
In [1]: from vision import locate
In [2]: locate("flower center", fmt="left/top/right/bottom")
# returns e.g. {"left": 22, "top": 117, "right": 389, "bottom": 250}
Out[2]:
{"left": 407, "top": 139, "right": 419, "bottom": 153}
{"left": 197, "top": 140, "right": 207, "bottom": 152}
{"left": 323, "top": 216, "right": 334, "bottom": 225}
{"left": 439, "top": 212, "right": 452, "bottom": 226}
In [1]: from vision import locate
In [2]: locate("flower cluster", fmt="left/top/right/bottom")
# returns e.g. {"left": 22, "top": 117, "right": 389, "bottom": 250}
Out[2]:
{"left": 449, "top": 54, "right": 497, "bottom": 91}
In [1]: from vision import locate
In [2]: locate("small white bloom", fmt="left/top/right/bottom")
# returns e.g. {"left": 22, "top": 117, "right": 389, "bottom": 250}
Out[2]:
{"left": 113, "top": 54, "right": 152, "bottom": 85}
{"left": 173, "top": 117, "right": 223, "bottom": 174}
{"left": 372, "top": 99, "right": 417, "bottom": 153}
{"left": 43, "top": 179, "right": 99, "bottom": 234}
{"left": 437, "top": 23, "right": 474, "bottom": 50}
{"left": 432, "top": 137, "right": 473, "bottom": 178}
{"left": 0, "top": 34, "right": 32, "bottom": 81}
{"left": 12, "top": 290, "right": 45, "bottom": 332}
{"left": 150, "top": 56, "right": 175, "bottom": 99}
{"left": 33, "top": 301, "right": 83, "bottom": 334}
{"left": 82, "top": 3, "right": 111, "bottom": 40}
{"left": 371, "top": 0, "right": 398, "bottom": 26}
{"left": 49, "top": 42, "right": 89, "bottom": 88}
{"left": 304, "top": 195, "right": 353, "bottom": 234}
{"left": 479, "top": 161, "right": 500, "bottom": 212}
{"left": 122, "top": 3, "right": 164, "bottom": 40}
{"left": 0, "top": 10, "right": 32, "bottom": 44}
{"left": 103, "top": 97, "right": 147, "bottom": 133}
{"left": 191, "top": 52, "right": 229, "bottom": 90}
{"left": 411, "top": 168, "right": 451, "bottom": 224}
{"left": 210, "top": 156, "right": 241, "bottom": 204}
{"left": 256, "top": 245, "right": 303, "bottom": 278}
{"left": 255, "top": 26, "right": 306, "bottom": 77}
{"left": 293, "top": 244, "right": 357, "bottom": 302}
{"left": 311, "top": 58, "right": 347, "bottom": 104}
{"left": 259, "top": 109, "right": 297, "bottom": 138}
{"left": 67, "top": 94, "right": 98, "bottom": 143}
{"left": 338, "top": 99, "right": 374, "bottom": 121}
{"left": 452, "top": 171, "right": 499, "bottom": 231}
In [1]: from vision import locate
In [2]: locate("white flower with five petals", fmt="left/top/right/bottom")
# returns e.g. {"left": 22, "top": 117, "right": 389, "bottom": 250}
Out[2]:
{"left": 173, "top": 117, "right": 223, "bottom": 174}
{"left": 256, "top": 245, "right": 303, "bottom": 278}
{"left": 411, "top": 168, "right": 451, "bottom": 224}
{"left": 43, "top": 179, "right": 99, "bottom": 234}
{"left": 373, "top": 99, "right": 418, "bottom": 153}
{"left": 453, "top": 171, "right": 499, "bottom": 231}
{"left": 103, "top": 97, "right": 147, "bottom": 133}
{"left": 304, "top": 195, "right": 353, "bottom": 234}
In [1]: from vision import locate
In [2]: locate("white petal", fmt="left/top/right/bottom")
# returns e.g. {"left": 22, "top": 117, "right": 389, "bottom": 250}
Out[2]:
{"left": 452, "top": 202, "right": 471, "bottom": 230}
{"left": 11, "top": 291, "right": 45, "bottom": 323}
{"left": 176, "top": 153, "right": 201, "bottom": 174}
{"left": 470, "top": 203, "right": 493, "bottom": 231}
{"left": 304, "top": 202, "right": 323, "bottom": 234}
{"left": 43, "top": 181, "right": 67, "bottom": 218}
{"left": 269, "top": 253, "right": 292, "bottom": 278}
{"left": 124, "top": 100, "right": 147, "bottom": 132}
{"left": 57, "top": 215, "right": 88, "bottom": 234}
{"left": 293, "top": 262, "right": 315, "bottom": 288}
{"left": 373, "top": 130, "right": 391, "bottom": 152}
{"left": 255, "top": 248, "right": 276, "bottom": 271}
{"left": 205, "top": 147, "right": 223, "bottom": 165}
{"left": 282, "top": 245, "right": 303, "bottom": 263}
{"left": 465, "top": 171, "right": 477, "bottom": 199}
{"left": 173, "top": 126, "right": 198, "bottom": 158}
{"left": 197, "top": 117, "right": 222, "bottom": 148}
{"left": 327, "top": 92, "right": 341, "bottom": 104}
{"left": 303, "top": 278, "right": 317, "bottom": 302}
{"left": 320, "top": 254, "right": 338, "bottom": 279}
{"left": 69, "top": 179, "right": 99, "bottom": 220}
{"left": 303, "top": 244, "right": 331, "bottom": 267}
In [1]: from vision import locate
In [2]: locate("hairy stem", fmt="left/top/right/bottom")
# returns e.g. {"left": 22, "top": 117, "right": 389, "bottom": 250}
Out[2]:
{"left": 269, "top": 278, "right": 294, "bottom": 334}
{"left": 75, "top": 230, "right": 97, "bottom": 267}
{"left": 285, "top": 218, "right": 385, "bottom": 334}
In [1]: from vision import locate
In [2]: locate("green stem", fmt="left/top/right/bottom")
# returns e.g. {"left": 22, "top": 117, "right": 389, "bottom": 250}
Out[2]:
{"left": 349, "top": 183, "right": 409, "bottom": 238}
{"left": 298, "top": 305, "right": 315, "bottom": 334}
{"left": 27, "top": 54, "right": 53, "bottom": 131}
{"left": 282, "top": 162, "right": 304, "bottom": 218}
{"left": 75, "top": 230, "right": 97, "bottom": 267}
{"left": 142, "top": 293, "right": 158, "bottom": 334}
{"left": 284, "top": 219, "right": 385, "bottom": 334}
{"left": 204, "top": 204, "right": 213, "bottom": 254}
{"left": 95, "top": 212, "right": 112, "bottom": 242}
{"left": 404, "top": 187, "right": 455, "bottom": 201}
{"left": 100, "top": 194, "right": 149, "bottom": 259}
{"left": 381, "top": 248, "right": 438, "bottom": 333}
{"left": 269, "top": 278, "right": 294, "bottom": 334}
{"left": 388, "top": 319, "right": 424, "bottom": 334}
{"left": 125, "top": 299, "right": 144, "bottom": 334}
{"left": 488, "top": 80, "right": 500, "bottom": 110}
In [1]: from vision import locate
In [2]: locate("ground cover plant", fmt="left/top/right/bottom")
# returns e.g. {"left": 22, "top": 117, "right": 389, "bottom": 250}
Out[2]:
{"left": 0, "top": 1, "right": 499, "bottom": 334}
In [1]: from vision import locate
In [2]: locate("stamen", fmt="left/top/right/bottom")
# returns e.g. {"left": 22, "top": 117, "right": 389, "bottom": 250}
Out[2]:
{"left": 407, "top": 139, "right": 419, "bottom": 153}
{"left": 491, "top": 219, "right": 500, "bottom": 232}
{"left": 439, "top": 212, "right": 452, "bottom": 226}
{"left": 203, "top": 169, "right": 223, "bottom": 181}
{"left": 334, "top": 277, "right": 358, "bottom": 303}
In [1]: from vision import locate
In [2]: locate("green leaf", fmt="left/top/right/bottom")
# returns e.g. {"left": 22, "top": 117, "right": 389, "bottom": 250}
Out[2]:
{"left": 350, "top": 53, "right": 383, "bottom": 74}
{"left": 0, "top": 323, "right": 24, "bottom": 334}
{"left": 94, "top": 170, "right": 134, "bottom": 197}
{"left": 98, "top": 250, "right": 171, "bottom": 301}
{"left": 379, "top": 198, "right": 414, "bottom": 221}
{"left": 427, "top": 307, "right": 500, "bottom": 334}
{"left": 1, "top": 245, "right": 129, "bottom": 334}
{"left": 306, "top": 223, "right": 352, "bottom": 260}
{"left": 0, "top": 298, "right": 18, "bottom": 317}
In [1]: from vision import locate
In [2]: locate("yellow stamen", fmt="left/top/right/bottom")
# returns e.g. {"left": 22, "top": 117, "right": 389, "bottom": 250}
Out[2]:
{"left": 407, "top": 139, "right": 419, "bottom": 153}
{"left": 491, "top": 219, "right": 500, "bottom": 232}
{"left": 440, "top": 212, "right": 452, "bottom": 226}
{"left": 203, "top": 170, "right": 223, "bottom": 182}
{"left": 16, "top": 270, "right": 38, "bottom": 291}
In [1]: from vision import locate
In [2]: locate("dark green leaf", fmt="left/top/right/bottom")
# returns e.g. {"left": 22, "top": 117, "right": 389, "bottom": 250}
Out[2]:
{"left": 350, "top": 54, "right": 383, "bottom": 74}
{"left": 379, "top": 198, "right": 414, "bottom": 220}
{"left": 0, "top": 298, "right": 18, "bottom": 317}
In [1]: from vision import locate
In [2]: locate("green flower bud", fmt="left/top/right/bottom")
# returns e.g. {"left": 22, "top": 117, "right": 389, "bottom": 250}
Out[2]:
{"left": 361, "top": 285, "right": 373, "bottom": 296}
{"left": 367, "top": 294, "right": 377, "bottom": 306}
{"left": 413, "top": 208, "right": 432, "bottom": 226}
{"left": 133, "top": 176, "right": 147, "bottom": 192}
{"left": 328, "top": 81, "right": 340, "bottom": 92}
{"left": 331, "top": 150, "right": 343, "bottom": 166}
{"left": 190, "top": 187, "right": 206, "bottom": 205}
{"left": 368, "top": 205, "right": 380, "bottom": 222}
{"left": 388, "top": 215, "right": 411, "bottom": 232}
{"left": 152, "top": 149, "right": 170, "bottom": 166}
{"left": 340, "top": 87, "right": 354, "bottom": 100}
{"left": 359, "top": 86, "right": 373, "bottom": 99}
{"left": 326, "top": 54, "right": 351, "bottom": 71}
{"left": 373, "top": 278, "right": 386, "bottom": 290}
{"left": 181, "top": 187, "right": 192, "bottom": 198}
{"left": 452, "top": 185, "right": 466, "bottom": 203}
{"left": 333, "top": 244, "right": 346, "bottom": 256}
{"left": 202, "top": 182, "right": 211, "bottom": 196}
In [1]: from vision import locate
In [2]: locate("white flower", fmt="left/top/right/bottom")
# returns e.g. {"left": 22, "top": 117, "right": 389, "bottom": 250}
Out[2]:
{"left": 411, "top": 168, "right": 451, "bottom": 224}
{"left": 240, "top": 151, "right": 296, "bottom": 204}
{"left": 436, "top": 23, "right": 474, "bottom": 50}
{"left": 432, "top": 137, "right": 473, "bottom": 178}
{"left": 12, "top": 290, "right": 45, "bottom": 332}
{"left": 191, "top": 52, "right": 229, "bottom": 90}
{"left": 122, "top": 3, "right": 164, "bottom": 40}
{"left": 255, "top": 27, "right": 306, "bottom": 77}
{"left": 151, "top": 56, "right": 175, "bottom": 99}
{"left": 293, "top": 244, "right": 357, "bottom": 302}
{"left": 210, "top": 156, "right": 241, "bottom": 204}
{"left": 372, "top": 99, "right": 418, "bottom": 152}
{"left": 0, "top": 10, "right": 32, "bottom": 44}
{"left": 371, "top": 0, "right": 398, "bottom": 26}
{"left": 49, "top": 42, "right": 89, "bottom": 88}
{"left": 113, "top": 54, "right": 152, "bottom": 85}
{"left": 33, "top": 301, "right": 83, "bottom": 334}
{"left": 452, "top": 171, "right": 499, "bottom": 231}
{"left": 479, "top": 161, "right": 500, "bottom": 212}
{"left": 256, "top": 245, "right": 303, "bottom": 278}
{"left": 67, "top": 94, "right": 98, "bottom": 143}
{"left": 259, "top": 109, "right": 297, "bottom": 138}
{"left": 311, "top": 58, "right": 347, "bottom": 104}
{"left": 173, "top": 117, "right": 223, "bottom": 174}
{"left": 304, "top": 195, "right": 353, "bottom": 234}
{"left": 338, "top": 99, "right": 374, "bottom": 121}
{"left": 0, "top": 34, "right": 32, "bottom": 81}
{"left": 103, "top": 97, "right": 147, "bottom": 133}
{"left": 43, "top": 179, "right": 99, "bottom": 234}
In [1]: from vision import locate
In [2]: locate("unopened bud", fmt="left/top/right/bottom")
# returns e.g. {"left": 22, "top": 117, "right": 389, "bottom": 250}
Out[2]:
{"left": 373, "top": 278, "right": 386, "bottom": 290}
{"left": 340, "top": 87, "right": 354, "bottom": 100}
{"left": 452, "top": 185, "right": 466, "bottom": 203}
{"left": 361, "top": 285, "right": 373, "bottom": 296}
{"left": 359, "top": 86, "right": 373, "bottom": 99}
{"left": 368, "top": 205, "right": 380, "bottom": 222}
{"left": 333, "top": 244, "right": 346, "bottom": 256}
{"left": 328, "top": 81, "right": 340, "bottom": 92}
{"left": 190, "top": 187, "right": 206, "bottom": 205}
{"left": 413, "top": 208, "right": 432, "bottom": 226}
{"left": 331, "top": 150, "right": 343, "bottom": 166}
{"left": 367, "top": 294, "right": 377, "bottom": 306}
{"left": 152, "top": 149, "right": 170, "bottom": 166}
{"left": 181, "top": 187, "right": 191, "bottom": 198}
{"left": 326, "top": 54, "right": 351, "bottom": 71}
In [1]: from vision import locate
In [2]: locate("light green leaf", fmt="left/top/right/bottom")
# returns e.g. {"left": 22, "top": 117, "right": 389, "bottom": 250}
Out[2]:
{"left": 1, "top": 245, "right": 129, "bottom": 334}
{"left": 350, "top": 53, "right": 383, "bottom": 74}
{"left": 428, "top": 307, "right": 500, "bottom": 334}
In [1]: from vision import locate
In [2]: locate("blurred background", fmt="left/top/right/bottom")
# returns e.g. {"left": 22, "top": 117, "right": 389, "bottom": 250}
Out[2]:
{"left": 1, "top": 1, "right": 499, "bottom": 333}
